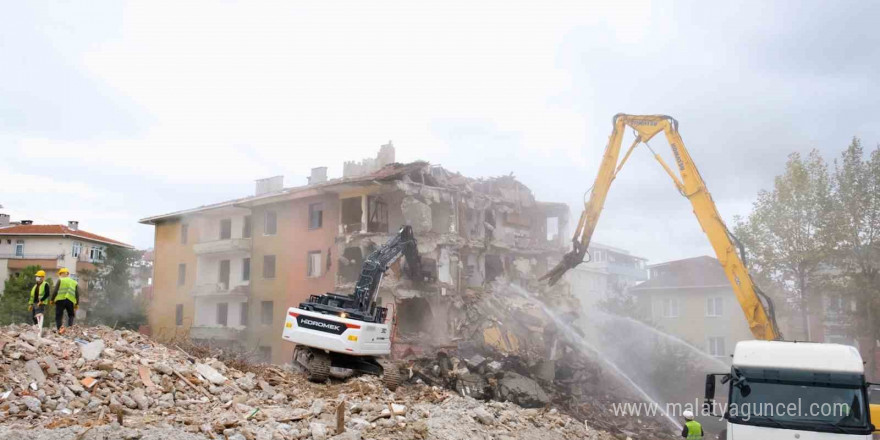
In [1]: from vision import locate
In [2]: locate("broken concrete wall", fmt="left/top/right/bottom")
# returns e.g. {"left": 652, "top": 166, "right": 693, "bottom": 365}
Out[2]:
{"left": 400, "top": 196, "right": 432, "bottom": 234}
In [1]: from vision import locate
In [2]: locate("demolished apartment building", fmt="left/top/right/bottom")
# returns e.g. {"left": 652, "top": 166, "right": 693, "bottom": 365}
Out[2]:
{"left": 330, "top": 159, "right": 572, "bottom": 358}
{"left": 140, "top": 145, "right": 571, "bottom": 364}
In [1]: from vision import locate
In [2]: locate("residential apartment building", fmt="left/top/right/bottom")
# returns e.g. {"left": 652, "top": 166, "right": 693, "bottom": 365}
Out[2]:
{"left": 0, "top": 216, "right": 134, "bottom": 311}
{"left": 566, "top": 242, "right": 648, "bottom": 313}
{"left": 141, "top": 144, "right": 570, "bottom": 364}
{"left": 630, "top": 256, "right": 753, "bottom": 362}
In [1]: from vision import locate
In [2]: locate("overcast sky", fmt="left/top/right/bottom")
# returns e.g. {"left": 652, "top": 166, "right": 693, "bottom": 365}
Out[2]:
{"left": 2, "top": 1, "right": 878, "bottom": 263}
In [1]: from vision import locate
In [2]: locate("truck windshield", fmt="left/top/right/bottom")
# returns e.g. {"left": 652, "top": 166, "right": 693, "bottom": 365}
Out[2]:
{"left": 729, "top": 367, "right": 869, "bottom": 433}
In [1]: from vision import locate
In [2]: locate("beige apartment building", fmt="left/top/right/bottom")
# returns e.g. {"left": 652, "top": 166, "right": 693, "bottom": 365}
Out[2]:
{"left": 631, "top": 256, "right": 753, "bottom": 363}
{"left": 141, "top": 145, "right": 570, "bottom": 364}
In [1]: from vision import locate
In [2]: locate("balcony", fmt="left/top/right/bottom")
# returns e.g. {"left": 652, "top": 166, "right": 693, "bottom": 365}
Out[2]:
{"left": 189, "top": 326, "right": 244, "bottom": 341}
{"left": 193, "top": 238, "right": 251, "bottom": 255}
{"left": 192, "top": 282, "right": 250, "bottom": 298}
{"left": 0, "top": 252, "right": 63, "bottom": 260}
{"left": 2, "top": 253, "right": 63, "bottom": 270}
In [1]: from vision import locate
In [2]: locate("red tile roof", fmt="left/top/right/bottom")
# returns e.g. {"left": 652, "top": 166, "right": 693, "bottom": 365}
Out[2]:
{"left": 0, "top": 224, "right": 133, "bottom": 248}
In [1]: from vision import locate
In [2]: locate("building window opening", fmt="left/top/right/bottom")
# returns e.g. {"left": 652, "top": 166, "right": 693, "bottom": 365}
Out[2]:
{"left": 264, "top": 211, "right": 277, "bottom": 235}
{"left": 307, "top": 251, "right": 322, "bottom": 277}
{"left": 242, "top": 258, "right": 250, "bottom": 281}
{"left": 242, "top": 215, "right": 252, "bottom": 238}
{"left": 240, "top": 302, "right": 249, "bottom": 326}
{"left": 341, "top": 197, "right": 362, "bottom": 233}
{"left": 309, "top": 203, "right": 324, "bottom": 229}
{"left": 396, "top": 297, "right": 434, "bottom": 336}
{"left": 707, "top": 297, "right": 723, "bottom": 317}
{"left": 367, "top": 196, "right": 388, "bottom": 233}
{"left": 220, "top": 218, "right": 232, "bottom": 240}
{"left": 261, "top": 301, "right": 274, "bottom": 325}
{"left": 217, "top": 302, "right": 228, "bottom": 326}
{"left": 707, "top": 337, "right": 726, "bottom": 357}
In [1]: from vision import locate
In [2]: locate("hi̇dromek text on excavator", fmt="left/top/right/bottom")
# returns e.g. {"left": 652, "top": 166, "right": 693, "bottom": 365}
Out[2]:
{"left": 542, "top": 114, "right": 879, "bottom": 438}
{"left": 281, "top": 225, "right": 423, "bottom": 390}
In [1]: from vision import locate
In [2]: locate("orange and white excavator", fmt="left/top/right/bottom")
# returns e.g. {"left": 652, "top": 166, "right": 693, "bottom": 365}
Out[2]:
{"left": 543, "top": 114, "right": 879, "bottom": 438}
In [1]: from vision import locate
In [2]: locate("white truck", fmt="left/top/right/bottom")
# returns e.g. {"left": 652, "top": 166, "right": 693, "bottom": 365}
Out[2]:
{"left": 705, "top": 340, "right": 875, "bottom": 439}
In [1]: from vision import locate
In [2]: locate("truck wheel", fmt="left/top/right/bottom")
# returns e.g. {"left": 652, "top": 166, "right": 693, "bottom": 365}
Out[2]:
{"left": 380, "top": 360, "right": 401, "bottom": 391}
{"left": 307, "top": 351, "right": 331, "bottom": 382}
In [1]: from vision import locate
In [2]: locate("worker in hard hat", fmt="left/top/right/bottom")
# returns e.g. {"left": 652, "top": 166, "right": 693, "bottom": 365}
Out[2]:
{"left": 681, "top": 410, "right": 703, "bottom": 438}
{"left": 50, "top": 268, "right": 79, "bottom": 333}
{"left": 28, "top": 270, "right": 51, "bottom": 325}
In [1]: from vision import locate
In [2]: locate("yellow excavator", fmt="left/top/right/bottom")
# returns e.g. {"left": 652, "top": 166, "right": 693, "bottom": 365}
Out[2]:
{"left": 542, "top": 113, "right": 779, "bottom": 340}
{"left": 542, "top": 114, "right": 880, "bottom": 437}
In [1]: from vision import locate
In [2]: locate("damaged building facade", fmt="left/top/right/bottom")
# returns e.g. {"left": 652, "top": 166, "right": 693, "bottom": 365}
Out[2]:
{"left": 140, "top": 145, "right": 571, "bottom": 364}
{"left": 328, "top": 157, "right": 571, "bottom": 358}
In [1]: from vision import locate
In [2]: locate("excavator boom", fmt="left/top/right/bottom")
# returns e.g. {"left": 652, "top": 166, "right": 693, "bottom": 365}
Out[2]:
{"left": 542, "top": 114, "right": 780, "bottom": 341}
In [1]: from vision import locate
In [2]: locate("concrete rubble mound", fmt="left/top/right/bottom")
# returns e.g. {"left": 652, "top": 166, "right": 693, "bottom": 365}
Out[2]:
{"left": 1, "top": 324, "right": 618, "bottom": 440}
{"left": 400, "top": 280, "right": 679, "bottom": 440}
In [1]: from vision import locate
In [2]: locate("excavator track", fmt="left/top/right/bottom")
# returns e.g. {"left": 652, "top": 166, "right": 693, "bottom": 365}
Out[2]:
{"left": 378, "top": 360, "right": 400, "bottom": 391}
{"left": 307, "top": 350, "right": 331, "bottom": 383}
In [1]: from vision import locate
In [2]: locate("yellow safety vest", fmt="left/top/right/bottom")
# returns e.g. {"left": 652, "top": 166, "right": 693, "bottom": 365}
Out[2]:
{"left": 685, "top": 420, "right": 703, "bottom": 439}
{"left": 56, "top": 278, "right": 78, "bottom": 305}
{"left": 29, "top": 281, "right": 49, "bottom": 305}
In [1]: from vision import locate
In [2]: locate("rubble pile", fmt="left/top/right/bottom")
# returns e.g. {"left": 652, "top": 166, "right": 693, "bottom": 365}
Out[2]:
{"left": 401, "top": 280, "right": 678, "bottom": 440}
{"left": 0, "top": 324, "right": 617, "bottom": 440}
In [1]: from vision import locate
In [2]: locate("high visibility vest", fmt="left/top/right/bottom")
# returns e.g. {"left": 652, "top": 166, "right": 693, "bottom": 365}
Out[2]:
{"left": 685, "top": 420, "right": 703, "bottom": 439}
{"left": 29, "top": 282, "right": 49, "bottom": 305}
{"left": 56, "top": 278, "right": 78, "bottom": 305}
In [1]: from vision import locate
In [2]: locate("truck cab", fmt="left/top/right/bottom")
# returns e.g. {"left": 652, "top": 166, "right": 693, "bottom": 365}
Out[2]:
{"left": 707, "top": 340, "right": 874, "bottom": 439}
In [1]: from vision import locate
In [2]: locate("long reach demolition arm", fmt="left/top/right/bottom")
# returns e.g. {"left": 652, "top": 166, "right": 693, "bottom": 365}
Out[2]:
{"left": 541, "top": 114, "right": 781, "bottom": 341}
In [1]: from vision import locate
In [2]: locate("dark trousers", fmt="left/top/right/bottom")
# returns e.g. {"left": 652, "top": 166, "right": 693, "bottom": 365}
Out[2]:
{"left": 55, "top": 299, "right": 75, "bottom": 329}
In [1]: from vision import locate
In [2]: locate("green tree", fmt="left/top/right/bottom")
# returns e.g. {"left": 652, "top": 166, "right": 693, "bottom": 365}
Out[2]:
{"left": 735, "top": 150, "right": 836, "bottom": 340}
{"left": 831, "top": 138, "right": 880, "bottom": 371}
{"left": 86, "top": 246, "right": 147, "bottom": 329}
{"left": 0, "top": 265, "right": 53, "bottom": 325}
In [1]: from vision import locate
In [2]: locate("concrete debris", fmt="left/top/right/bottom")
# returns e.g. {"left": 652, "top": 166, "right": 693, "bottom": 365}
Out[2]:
{"left": 309, "top": 421, "right": 328, "bottom": 440}
{"left": 25, "top": 359, "right": 46, "bottom": 384}
{"left": 0, "top": 324, "right": 637, "bottom": 440}
{"left": 79, "top": 339, "right": 105, "bottom": 361}
{"left": 20, "top": 395, "right": 42, "bottom": 413}
{"left": 195, "top": 363, "right": 227, "bottom": 385}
